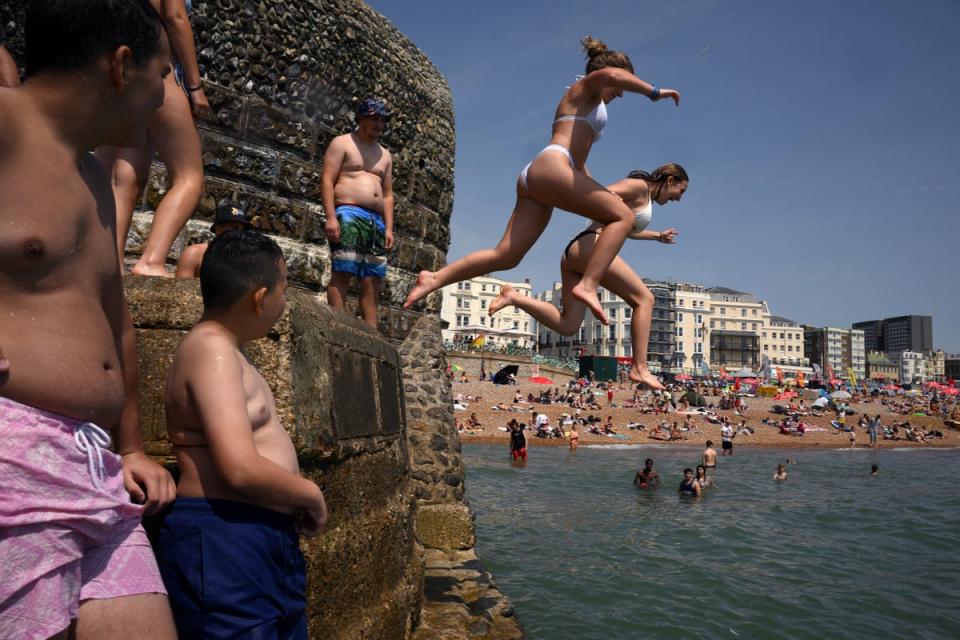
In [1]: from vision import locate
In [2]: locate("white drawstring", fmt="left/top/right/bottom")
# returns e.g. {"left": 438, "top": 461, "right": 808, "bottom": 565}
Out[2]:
{"left": 74, "top": 422, "right": 112, "bottom": 489}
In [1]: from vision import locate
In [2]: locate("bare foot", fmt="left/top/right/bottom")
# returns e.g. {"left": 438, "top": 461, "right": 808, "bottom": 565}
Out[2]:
{"left": 570, "top": 282, "right": 607, "bottom": 324}
{"left": 403, "top": 270, "right": 437, "bottom": 309}
{"left": 488, "top": 285, "right": 516, "bottom": 316}
{"left": 131, "top": 262, "right": 173, "bottom": 277}
{"left": 629, "top": 369, "right": 665, "bottom": 391}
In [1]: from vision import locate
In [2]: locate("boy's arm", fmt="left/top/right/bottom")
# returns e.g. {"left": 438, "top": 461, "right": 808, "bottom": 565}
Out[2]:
{"left": 381, "top": 150, "right": 395, "bottom": 249}
{"left": 186, "top": 338, "right": 324, "bottom": 511}
{"left": 321, "top": 137, "right": 345, "bottom": 243}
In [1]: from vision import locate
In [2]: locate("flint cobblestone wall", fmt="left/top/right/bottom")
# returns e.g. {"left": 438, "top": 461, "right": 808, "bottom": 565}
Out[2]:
{"left": 1, "top": 0, "right": 453, "bottom": 341}
{"left": 401, "top": 318, "right": 524, "bottom": 638}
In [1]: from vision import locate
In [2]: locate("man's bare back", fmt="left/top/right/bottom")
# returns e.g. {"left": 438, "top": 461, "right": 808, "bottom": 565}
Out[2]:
{"left": 0, "top": 91, "right": 128, "bottom": 427}
{"left": 703, "top": 446, "right": 718, "bottom": 468}
{"left": 329, "top": 132, "right": 391, "bottom": 213}
{"left": 165, "top": 324, "right": 301, "bottom": 513}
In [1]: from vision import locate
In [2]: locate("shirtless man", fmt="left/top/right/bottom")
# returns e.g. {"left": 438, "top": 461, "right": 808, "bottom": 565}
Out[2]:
{"left": 174, "top": 203, "right": 252, "bottom": 278}
{"left": 0, "top": 2, "right": 176, "bottom": 638}
{"left": 322, "top": 97, "right": 395, "bottom": 328}
{"left": 634, "top": 458, "right": 661, "bottom": 488}
{"left": 702, "top": 440, "right": 718, "bottom": 469}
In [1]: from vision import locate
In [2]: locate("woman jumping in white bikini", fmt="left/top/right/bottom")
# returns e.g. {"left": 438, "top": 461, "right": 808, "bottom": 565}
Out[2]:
{"left": 403, "top": 36, "right": 679, "bottom": 325}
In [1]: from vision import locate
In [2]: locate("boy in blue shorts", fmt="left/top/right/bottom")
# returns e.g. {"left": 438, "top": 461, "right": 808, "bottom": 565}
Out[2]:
{"left": 157, "top": 229, "right": 328, "bottom": 639}
{"left": 322, "top": 97, "right": 395, "bottom": 329}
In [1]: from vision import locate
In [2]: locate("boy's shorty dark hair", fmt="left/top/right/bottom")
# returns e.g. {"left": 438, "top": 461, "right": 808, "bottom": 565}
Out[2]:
{"left": 200, "top": 229, "right": 285, "bottom": 312}
{"left": 25, "top": 0, "right": 163, "bottom": 77}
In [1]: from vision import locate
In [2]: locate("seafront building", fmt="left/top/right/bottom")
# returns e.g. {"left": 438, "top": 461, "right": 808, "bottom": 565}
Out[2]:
{"left": 535, "top": 280, "right": 676, "bottom": 366}
{"left": 803, "top": 326, "right": 866, "bottom": 381}
{"left": 853, "top": 315, "right": 933, "bottom": 355}
{"left": 674, "top": 282, "right": 712, "bottom": 372}
{"left": 866, "top": 351, "right": 899, "bottom": 382}
{"left": 439, "top": 275, "right": 535, "bottom": 349}
{"left": 761, "top": 316, "right": 809, "bottom": 374}
{"left": 945, "top": 354, "right": 960, "bottom": 382}
{"left": 927, "top": 349, "right": 945, "bottom": 381}
{"left": 537, "top": 280, "right": 813, "bottom": 376}
{"left": 895, "top": 351, "right": 926, "bottom": 384}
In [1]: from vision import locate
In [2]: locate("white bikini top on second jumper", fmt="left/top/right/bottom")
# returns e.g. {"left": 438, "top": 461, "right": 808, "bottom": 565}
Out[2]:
{"left": 579, "top": 199, "right": 652, "bottom": 236}
{"left": 553, "top": 99, "right": 608, "bottom": 141}
{"left": 631, "top": 199, "right": 653, "bottom": 233}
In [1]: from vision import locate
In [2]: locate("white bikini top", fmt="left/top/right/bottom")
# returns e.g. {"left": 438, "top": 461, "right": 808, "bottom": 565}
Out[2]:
{"left": 632, "top": 199, "right": 653, "bottom": 233}
{"left": 578, "top": 199, "right": 652, "bottom": 237}
{"left": 553, "top": 100, "right": 607, "bottom": 141}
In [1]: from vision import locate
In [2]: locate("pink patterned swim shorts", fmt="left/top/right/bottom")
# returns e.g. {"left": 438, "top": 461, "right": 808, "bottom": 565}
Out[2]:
{"left": 0, "top": 396, "right": 166, "bottom": 640}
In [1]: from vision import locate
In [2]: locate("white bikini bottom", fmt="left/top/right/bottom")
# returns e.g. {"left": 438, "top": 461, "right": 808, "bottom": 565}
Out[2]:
{"left": 519, "top": 144, "right": 574, "bottom": 190}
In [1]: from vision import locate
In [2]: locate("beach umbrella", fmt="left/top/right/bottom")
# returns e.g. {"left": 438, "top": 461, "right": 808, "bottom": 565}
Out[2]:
{"left": 813, "top": 397, "right": 829, "bottom": 407}
{"left": 944, "top": 387, "right": 959, "bottom": 396}
{"left": 451, "top": 365, "right": 463, "bottom": 373}
{"left": 731, "top": 368, "right": 757, "bottom": 378}
{"left": 830, "top": 390, "right": 852, "bottom": 400}
{"left": 529, "top": 376, "right": 554, "bottom": 385}
{"left": 675, "top": 373, "right": 692, "bottom": 381}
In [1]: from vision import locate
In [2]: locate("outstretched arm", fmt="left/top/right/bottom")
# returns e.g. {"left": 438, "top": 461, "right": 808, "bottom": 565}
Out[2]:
{"left": 582, "top": 67, "right": 679, "bottom": 106}
{"left": 629, "top": 228, "right": 678, "bottom": 242}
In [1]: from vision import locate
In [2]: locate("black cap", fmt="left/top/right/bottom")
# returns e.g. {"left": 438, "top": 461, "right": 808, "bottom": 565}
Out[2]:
{"left": 211, "top": 205, "right": 252, "bottom": 232}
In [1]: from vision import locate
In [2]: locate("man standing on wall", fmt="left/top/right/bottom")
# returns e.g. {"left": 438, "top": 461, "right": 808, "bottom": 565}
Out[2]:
{"left": 322, "top": 97, "right": 395, "bottom": 329}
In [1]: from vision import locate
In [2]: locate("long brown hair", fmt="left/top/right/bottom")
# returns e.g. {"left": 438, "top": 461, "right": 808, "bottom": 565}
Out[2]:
{"left": 581, "top": 36, "right": 634, "bottom": 75}
{"left": 628, "top": 163, "right": 689, "bottom": 198}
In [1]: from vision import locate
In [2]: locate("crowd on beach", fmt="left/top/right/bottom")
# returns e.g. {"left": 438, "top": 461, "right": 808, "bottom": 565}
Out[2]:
{"left": 453, "top": 372, "right": 959, "bottom": 453}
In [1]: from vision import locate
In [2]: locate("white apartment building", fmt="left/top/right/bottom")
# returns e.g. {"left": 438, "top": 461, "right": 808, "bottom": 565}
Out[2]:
{"left": 896, "top": 351, "right": 926, "bottom": 384}
{"left": 439, "top": 275, "right": 535, "bottom": 349}
{"left": 761, "top": 316, "right": 809, "bottom": 374}
{"left": 849, "top": 329, "right": 866, "bottom": 381}
{"left": 674, "top": 282, "right": 711, "bottom": 372}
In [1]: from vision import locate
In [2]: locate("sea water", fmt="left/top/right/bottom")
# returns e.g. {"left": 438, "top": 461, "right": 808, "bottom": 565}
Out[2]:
{"left": 463, "top": 444, "right": 960, "bottom": 639}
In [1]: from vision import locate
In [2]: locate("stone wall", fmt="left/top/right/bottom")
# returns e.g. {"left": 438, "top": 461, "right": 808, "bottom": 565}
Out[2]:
{"left": 127, "top": 277, "right": 422, "bottom": 639}
{"left": 401, "top": 318, "right": 524, "bottom": 639}
{"left": 0, "top": 0, "right": 454, "bottom": 341}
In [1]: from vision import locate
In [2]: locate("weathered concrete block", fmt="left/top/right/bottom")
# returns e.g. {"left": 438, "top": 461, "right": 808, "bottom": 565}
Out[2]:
{"left": 416, "top": 503, "right": 476, "bottom": 551}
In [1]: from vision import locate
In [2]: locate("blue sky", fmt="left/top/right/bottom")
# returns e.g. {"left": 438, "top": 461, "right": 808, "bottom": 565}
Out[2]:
{"left": 368, "top": 0, "right": 960, "bottom": 352}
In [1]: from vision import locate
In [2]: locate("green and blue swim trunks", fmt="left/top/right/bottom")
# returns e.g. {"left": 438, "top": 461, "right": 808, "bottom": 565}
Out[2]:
{"left": 330, "top": 204, "right": 387, "bottom": 279}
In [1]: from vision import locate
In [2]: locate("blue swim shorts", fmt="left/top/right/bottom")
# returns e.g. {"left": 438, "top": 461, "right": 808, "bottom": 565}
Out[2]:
{"left": 156, "top": 498, "right": 307, "bottom": 640}
{"left": 330, "top": 204, "right": 388, "bottom": 280}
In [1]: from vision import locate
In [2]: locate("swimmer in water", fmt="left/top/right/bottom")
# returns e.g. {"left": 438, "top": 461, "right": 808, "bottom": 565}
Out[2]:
{"left": 634, "top": 458, "right": 661, "bottom": 489}
{"left": 678, "top": 468, "right": 701, "bottom": 497}
{"left": 773, "top": 464, "right": 788, "bottom": 481}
